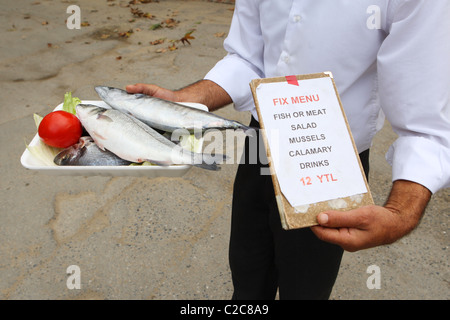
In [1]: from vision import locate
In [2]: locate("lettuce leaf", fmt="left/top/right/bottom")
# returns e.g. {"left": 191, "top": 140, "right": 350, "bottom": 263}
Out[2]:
{"left": 26, "top": 113, "right": 61, "bottom": 166}
{"left": 62, "top": 92, "right": 81, "bottom": 114}
{"left": 25, "top": 139, "right": 61, "bottom": 166}
{"left": 179, "top": 133, "right": 202, "bottom": 153}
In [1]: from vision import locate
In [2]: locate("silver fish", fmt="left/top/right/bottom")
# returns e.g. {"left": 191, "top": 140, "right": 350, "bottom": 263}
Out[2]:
{"left": 54, "top": 136, "right": 132, "bottom": 166}
{"left": 76, "top": 104, "right": 223, "bottom": 170}
{"left": 95, "top": 86, "right": 254, "bottom": 134}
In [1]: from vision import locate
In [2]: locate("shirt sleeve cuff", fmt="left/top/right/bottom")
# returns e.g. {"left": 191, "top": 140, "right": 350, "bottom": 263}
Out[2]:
{"left": 386, "top": 136, "right": 450, "bottom": 194}
{"left": 204, "top": 54, "right": 262, "bottom": 113}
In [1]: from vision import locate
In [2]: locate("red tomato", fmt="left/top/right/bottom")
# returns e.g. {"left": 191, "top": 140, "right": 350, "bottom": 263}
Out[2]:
{"left": 38, "top": 110, "right": 82, "bottom": 148}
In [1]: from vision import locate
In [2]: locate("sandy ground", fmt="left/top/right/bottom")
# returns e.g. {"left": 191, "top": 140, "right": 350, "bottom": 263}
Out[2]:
{"left": 0, "top": 0, "right": 448, "bottom": 300}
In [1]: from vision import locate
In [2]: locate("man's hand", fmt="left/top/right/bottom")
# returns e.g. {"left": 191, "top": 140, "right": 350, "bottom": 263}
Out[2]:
{"left": 125, "top": 80, "right": 232, "bottom": 111}
{"left": 311, "top": 205, "right": 405, "bottom": 252}
{"left": 126, "top": 83, "right": 179, "bottom": 102}
{"left": 311, "top": 180, "right": 431, "bottom": 252}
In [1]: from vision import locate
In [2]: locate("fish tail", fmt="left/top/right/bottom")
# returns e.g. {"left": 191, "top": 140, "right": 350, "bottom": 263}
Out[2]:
{"left": 192, "top": 153, "right": 227, "bottom": 171}
{"left": 193, "top": 163, "right": 221, "bottom": 171}
{"left": 239, "top": 124, "right": 259, "bottom": 137}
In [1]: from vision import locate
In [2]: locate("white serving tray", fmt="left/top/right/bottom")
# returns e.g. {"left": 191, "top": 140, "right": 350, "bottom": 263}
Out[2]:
{"left": 20, "top": 100, "right": 208, "bottom": 177}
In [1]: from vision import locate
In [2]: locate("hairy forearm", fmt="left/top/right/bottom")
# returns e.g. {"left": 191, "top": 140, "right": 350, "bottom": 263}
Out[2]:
{"left": 175, "top": 80, "right": 233, "bottom": 111}
{"left": 383, "top": 179, "right": 432, "bottom": 240}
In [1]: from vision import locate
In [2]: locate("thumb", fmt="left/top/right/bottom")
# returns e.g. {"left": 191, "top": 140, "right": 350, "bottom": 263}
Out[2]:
{"left": 316, "top": 209, "right": 368, "bottom": 229}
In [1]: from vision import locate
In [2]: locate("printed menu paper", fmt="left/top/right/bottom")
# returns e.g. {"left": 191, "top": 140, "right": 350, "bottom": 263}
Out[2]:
{"left": 250, "top": 72, "right": 373, "bottom": 229}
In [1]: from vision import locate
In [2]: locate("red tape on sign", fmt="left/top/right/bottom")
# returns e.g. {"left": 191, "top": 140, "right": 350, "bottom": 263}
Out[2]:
{"left": 285, "top": 75, "right": 299, "bottom": 86}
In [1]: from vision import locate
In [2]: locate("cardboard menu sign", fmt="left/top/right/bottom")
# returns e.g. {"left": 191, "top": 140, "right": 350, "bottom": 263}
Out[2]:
{"left": 250, "top": 72, "right": 373, "bottom": 230}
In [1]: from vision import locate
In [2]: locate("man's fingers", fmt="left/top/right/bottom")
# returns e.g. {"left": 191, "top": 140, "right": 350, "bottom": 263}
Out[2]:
{"left": 312, "top": 206, "right": 383, "bottom": 252}
{"left": 125, "top": 83, "right": 179, "bottom": 101}
{"left": 125, "top": 83, "right": 149, "bottom": 94}
{"left": 125, "top": 83, "right": 142, "bottom": 93}
{"left": 311, "top": 224, "right": 360, "bottom": 251}
{"left": 316, "top": 207, "right": 372, "bottom": 229}
{"left": 312, "top": 210, "right": 366, "bottom": 250}
{"left": 125, "top": 83, "right": 160, "bottom": 96}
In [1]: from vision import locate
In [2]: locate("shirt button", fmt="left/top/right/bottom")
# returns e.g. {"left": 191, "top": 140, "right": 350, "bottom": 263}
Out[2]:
{"left": 283, "top": 55, "right": 290, "bottom": 63}
{"left": 293, "top": 15, "right": 302, "bottom": 22}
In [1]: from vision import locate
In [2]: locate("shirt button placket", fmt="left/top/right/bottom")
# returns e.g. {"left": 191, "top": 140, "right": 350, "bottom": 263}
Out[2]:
{"left": 283, "top": 14, "right": 302, "bottom": 65}
{"left": 279, "top": 5, "right": 302, "bottom": 72}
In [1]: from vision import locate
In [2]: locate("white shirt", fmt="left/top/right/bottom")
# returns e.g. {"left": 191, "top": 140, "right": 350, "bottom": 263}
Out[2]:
{"left": 205, "top": 0, "right": 450, "bottom": 194}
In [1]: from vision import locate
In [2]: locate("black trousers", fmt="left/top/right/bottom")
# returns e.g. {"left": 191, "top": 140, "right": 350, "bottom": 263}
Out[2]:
{"left": 229, "top": 117, "right": 370, "bottom": 300}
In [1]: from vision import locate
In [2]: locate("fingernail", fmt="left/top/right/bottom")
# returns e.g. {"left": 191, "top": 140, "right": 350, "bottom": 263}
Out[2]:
{"left": 318, "top": 213, "right": 328, "bottom": 225}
